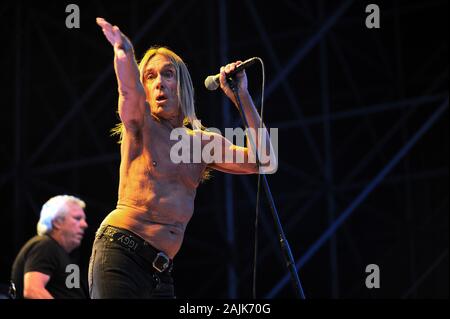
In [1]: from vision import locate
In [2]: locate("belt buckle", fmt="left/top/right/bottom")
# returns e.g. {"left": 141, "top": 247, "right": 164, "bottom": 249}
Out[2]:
{"left": 152, "top": 252, "right": 170, "bottom": 273}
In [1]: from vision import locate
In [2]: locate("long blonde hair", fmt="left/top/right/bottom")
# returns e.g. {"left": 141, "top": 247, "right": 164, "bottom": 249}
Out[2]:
{"left": 112, "top": 46, "right": 202, "bottom": 138}
{"left": 139, "top": 46, "right": 202, "bottom": 129}
{"left": 111, "top": 46, "right": 211, "bottom": 181}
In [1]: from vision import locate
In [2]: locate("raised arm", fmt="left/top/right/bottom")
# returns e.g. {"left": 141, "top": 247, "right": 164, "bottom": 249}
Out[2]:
{"left": 96, "top": 17, "right": 146, "bottom": 131}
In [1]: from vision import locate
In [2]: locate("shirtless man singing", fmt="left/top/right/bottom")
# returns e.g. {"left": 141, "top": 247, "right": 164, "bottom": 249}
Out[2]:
{"left": 89, "top": 18, "right": 277, "bottom": 298}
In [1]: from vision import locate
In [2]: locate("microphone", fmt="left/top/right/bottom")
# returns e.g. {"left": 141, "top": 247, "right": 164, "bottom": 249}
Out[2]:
{"left": 204, "top": 57, "right": 258, "bottom": 90}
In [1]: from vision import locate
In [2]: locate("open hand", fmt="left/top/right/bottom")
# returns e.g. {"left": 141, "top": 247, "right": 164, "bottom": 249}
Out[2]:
{"left": 96, "top": 17, "right": 133, "bottom": 58}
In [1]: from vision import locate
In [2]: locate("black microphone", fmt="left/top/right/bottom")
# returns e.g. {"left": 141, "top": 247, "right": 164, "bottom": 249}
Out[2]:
{"left": 204, "top": 57, "right": 258, "bottom": 91}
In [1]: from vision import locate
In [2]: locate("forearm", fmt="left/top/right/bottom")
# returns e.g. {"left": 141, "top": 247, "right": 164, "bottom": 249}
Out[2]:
{"left": 24, "top": 287, "right": 54, "bottom": 299}
{"left": 237, "top": 92, "right": 276, "bottom": 170}
{"left": 114, "top": 49, "right": 144, "bottom": 97}
{"left": 114, "top": 47, "right": 145, "bottom": 126}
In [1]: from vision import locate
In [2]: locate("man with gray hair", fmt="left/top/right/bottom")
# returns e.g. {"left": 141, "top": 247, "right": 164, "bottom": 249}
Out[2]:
{"left": 10, "top": 195, "right": 88, "bottom": 299}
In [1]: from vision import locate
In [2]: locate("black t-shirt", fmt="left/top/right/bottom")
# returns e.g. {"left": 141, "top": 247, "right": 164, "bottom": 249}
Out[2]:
{"left": 10, "top": 235, "right": 87, "bottom": 299}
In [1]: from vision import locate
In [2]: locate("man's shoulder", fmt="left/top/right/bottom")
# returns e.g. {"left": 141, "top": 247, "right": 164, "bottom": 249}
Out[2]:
{"left": 12, "top": 236, "right": 56, "bottom": 268}
{"left": 21, "top": 235, "right": 62, "bottom": 255}
{"left": 20, "top": 235, "right": 50, "bottom": 250}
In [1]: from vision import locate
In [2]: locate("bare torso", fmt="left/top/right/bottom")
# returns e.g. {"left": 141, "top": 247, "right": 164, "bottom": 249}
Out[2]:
{"left": 101, "top": 110, "right": 207, "bottom": 258}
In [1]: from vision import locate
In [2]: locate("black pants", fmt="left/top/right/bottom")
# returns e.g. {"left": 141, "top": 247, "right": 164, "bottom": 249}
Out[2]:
{"left": 88, "top": 225, "right": 175, "bottom": 299}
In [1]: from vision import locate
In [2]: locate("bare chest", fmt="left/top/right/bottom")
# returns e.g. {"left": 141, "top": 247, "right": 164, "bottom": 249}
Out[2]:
{"left": 143, "top": 120, "right": 206, "bottom": 188}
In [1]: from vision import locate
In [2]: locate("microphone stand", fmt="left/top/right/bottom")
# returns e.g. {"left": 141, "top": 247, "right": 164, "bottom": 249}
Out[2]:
{"left": 227, "top": 76, "right": 306, "bottom": 299}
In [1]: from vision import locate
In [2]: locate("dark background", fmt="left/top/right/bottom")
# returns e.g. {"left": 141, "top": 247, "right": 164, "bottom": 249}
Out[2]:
{"left": 0, "top": 0, "right": 448, "bottom": 298}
